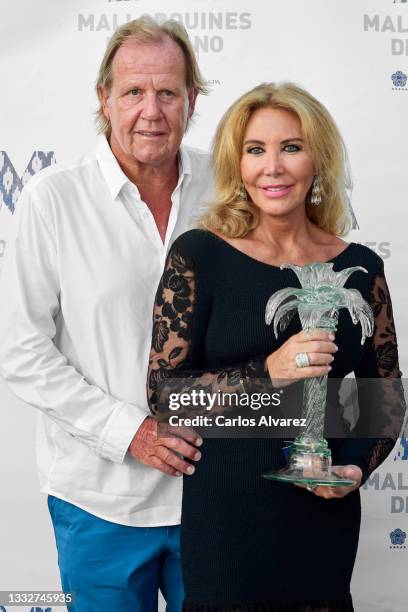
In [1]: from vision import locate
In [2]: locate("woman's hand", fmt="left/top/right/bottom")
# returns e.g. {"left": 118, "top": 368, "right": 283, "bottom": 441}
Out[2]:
{"left": 266, "top": 329, "right": 338, "bottom": 387}
{"left": 297, "top": 465, "right": 363, "bottom": 499}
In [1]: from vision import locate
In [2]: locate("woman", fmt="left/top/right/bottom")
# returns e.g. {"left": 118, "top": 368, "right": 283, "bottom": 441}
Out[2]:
{"left": 147, "top": 83, "right": 404, "bottom": 611}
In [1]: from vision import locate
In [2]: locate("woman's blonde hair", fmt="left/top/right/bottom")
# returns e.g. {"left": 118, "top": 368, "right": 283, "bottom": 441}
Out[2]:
{"left": 201, "top": 82, "right": 351, "bottom": 237}
{"left": 95, "top": 15, "right": 208, "bottom": 135}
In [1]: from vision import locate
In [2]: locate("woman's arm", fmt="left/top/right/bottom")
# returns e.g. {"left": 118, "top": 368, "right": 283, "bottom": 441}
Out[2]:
{"left": 335, "top": 266, "right": 406, "bottom": 484}
{"left": 147, "top": 243, "right": 269, "bottom": 419}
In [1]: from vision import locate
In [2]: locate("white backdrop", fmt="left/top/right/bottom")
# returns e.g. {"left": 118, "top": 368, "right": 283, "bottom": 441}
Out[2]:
{"left": 1, "top": 1, "right": 407, "bottom": 611}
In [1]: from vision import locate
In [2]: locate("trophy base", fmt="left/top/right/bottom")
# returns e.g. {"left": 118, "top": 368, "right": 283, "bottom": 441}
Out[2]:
{"left": 263, "top": 443, "right": 356, "bottom": 487}
{"left": 262, "top": 467, "right": 355, "bottom": 487}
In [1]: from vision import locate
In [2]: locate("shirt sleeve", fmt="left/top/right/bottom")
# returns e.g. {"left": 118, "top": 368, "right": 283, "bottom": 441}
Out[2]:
{"left": 147, "top": 241, "right": 270, "bottom": 418}
{"left": 335, "top": 265, "right": 406, "bottom": 483}
{"left": 0, "top": 187, "right": 147, "bottom": 464}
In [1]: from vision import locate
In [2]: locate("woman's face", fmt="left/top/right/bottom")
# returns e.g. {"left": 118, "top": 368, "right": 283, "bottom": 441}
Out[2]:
{"left": 240, "top": 107, "right": 315, "bottom": 219}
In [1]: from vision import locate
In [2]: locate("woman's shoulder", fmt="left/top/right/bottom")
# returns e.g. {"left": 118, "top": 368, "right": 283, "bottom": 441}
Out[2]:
{"left": 346, "top": 242, "right": 385, "bottom": 275}
{"left": 170, "top": 229, "right": 221, "bottom": 259}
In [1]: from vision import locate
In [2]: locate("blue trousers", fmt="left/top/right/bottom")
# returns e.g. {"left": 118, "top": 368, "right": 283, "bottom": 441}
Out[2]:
{"left": 48, "top": 496, "right": 184, "bottom": 612}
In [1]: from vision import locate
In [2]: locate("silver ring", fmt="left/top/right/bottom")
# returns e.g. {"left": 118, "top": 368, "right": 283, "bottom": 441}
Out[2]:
{"left": 295, "top": 352, "right": 310, "bottom": 368}
{"left": 306, "top": 485, "right": 314, "bottom": 492}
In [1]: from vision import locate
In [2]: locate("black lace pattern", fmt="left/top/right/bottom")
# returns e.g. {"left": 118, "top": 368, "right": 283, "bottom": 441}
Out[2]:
{"left": 344, "top": 271, "right": 406, "bottom": 480}
{"left": 369, "top": 271, "right": 400, "bottom": 378}
{"left": 147, "top": 248, "right": 269, "bottom": 418}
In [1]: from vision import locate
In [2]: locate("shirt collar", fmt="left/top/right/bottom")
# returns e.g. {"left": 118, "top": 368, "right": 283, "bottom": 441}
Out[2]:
{"left": 95, "top": 134, "right": 192, "bottom": 200}
{"left": 177, "top": 144, "right": 192, "bottom": 188}
{"left": 95, "top": 135, "right": 130, "bottom": 200}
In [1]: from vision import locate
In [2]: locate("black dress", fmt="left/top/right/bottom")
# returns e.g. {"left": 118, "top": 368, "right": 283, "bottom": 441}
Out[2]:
{"left": 147, "top": 229, "right": 404, "bottom": 612}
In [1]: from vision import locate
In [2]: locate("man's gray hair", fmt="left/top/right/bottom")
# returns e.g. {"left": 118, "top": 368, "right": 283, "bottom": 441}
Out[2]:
{"left": 95, "top": 15, "right": 208, "bottom": 135}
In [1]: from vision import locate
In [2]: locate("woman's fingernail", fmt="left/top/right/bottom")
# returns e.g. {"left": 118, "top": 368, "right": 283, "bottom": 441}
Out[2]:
{"left": 187, "top": 465, "right": 195, "bottom": 475}
{"left": 334, "top": 345, "right": 338, "bottom": 351}
{"left": 175, "top": 471, "right": 182, "bottom": 477}
{"left": 194, "top": 452, "right": 201, "bottom": 461}
{"left": 328, "top": 366, "right": 332, "bottom": 371}
{"left": 195, "top": 438, "right": 203, "bottom": 446}
{"left": 329, "top": 334, "right": 335, "bottom": 340}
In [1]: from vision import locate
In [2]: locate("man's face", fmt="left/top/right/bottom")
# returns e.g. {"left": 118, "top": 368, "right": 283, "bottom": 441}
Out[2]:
{"left": 100, "top": 37, "right": 197, "bottom": 168}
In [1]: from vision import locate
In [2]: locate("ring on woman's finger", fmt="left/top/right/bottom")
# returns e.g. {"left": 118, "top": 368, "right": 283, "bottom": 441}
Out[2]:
{"left": 295, "top": 352, "right": 310, "bottom": 368}
{"left": 306, "top": 485, "right": 315, "bottom": 492}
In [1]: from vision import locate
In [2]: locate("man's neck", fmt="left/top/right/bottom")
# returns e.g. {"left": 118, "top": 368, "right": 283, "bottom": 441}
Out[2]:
{"left": 109, "top": 137, "right": 180, "bottom": 205}
{"left": 109, "top": 136, "right": 180, "bottom": 243}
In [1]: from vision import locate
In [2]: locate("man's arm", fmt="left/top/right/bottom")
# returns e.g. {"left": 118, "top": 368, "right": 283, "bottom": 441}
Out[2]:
{"left": 0, "top": 187, "right": 147, "bottom": 464}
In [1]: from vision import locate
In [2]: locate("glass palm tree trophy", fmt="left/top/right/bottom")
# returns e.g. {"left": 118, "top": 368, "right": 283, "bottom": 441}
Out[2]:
{"left": 263, "top": 263, "right": 374, "bottom": 487}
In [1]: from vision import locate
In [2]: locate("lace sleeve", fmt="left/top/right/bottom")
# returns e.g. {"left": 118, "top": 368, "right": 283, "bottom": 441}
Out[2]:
{"left": 147, "top": 245, "right": 269, "bottom": 419}
{"left": 336, "top": 270, "right": 406, "bottom": 482}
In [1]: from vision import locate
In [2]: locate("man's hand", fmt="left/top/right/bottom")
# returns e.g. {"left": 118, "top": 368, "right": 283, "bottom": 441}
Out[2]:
{"left": 129, "top": 417, "right": 202, "bottom": 477}
{"left": 296, "top": 465, "right": 362, "bottom": 499}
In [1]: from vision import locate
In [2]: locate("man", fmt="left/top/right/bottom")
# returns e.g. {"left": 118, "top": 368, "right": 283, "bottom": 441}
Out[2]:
{"left": 0, "top": 17, "right": 212, "bottom": 611}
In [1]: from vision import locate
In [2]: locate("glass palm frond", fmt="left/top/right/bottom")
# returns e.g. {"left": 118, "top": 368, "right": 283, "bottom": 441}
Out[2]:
{"left": 265, "top": 263, "right": 374, "bottom": 344}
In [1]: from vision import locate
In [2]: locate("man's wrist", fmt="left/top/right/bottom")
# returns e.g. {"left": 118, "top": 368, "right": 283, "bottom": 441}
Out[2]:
{"left": 129, "top": 415, "right": 153, "bottom": 448}
{"left": 98, "top": 402, "right": 148, "bottom": 464}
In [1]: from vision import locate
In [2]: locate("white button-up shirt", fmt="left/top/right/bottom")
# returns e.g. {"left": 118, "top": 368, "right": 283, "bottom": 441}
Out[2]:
{"left": 0, "top": 135, "right": 213, "bottom": 526}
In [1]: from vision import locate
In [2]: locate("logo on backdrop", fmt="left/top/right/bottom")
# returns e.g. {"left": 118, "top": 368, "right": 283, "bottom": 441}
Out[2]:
{"left": 363, "top": 470, "right": 408, "bottom": 514}
{"left": 78, "top": 9, "right": 252, "bottom": 55}
{"left": 0, "top": 151, "right": 56, "bottom": 214}
{"left": 363, "top": 9, "right": 408, "bottom": 56}
{"left": 394, "top": 436, "right": 408, "bottom": 460}
{"left": 389, "top": 528, "right": 407, "bottom": 548}
{"left": 391, "top": 69, "right": 408, "bottom": 88}
{"left": 29, "top": 608, "right": 53, "bottom": 612}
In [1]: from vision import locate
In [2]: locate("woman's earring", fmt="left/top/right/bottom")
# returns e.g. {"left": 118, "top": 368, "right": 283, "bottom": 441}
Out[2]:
{"left": 239, "top": 185, "right": 247, "bottom": 200}
{"left": 310, "top": 176, "right": 322, "bottom": 206}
